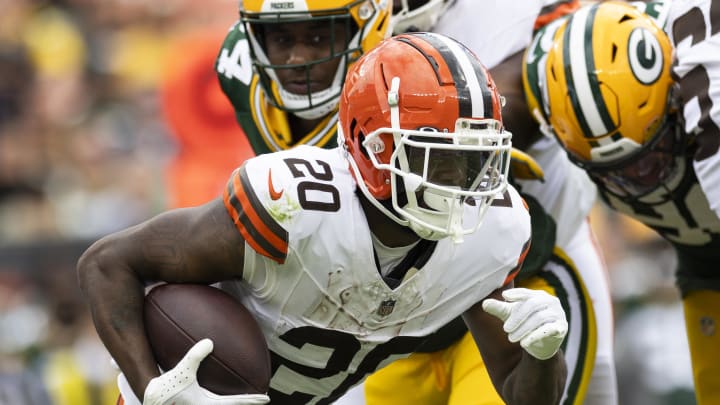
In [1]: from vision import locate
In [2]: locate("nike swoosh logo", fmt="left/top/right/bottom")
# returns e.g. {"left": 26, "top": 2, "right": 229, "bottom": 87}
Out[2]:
{"left": 268, "top": 169, "right": 284, "bottom": 200}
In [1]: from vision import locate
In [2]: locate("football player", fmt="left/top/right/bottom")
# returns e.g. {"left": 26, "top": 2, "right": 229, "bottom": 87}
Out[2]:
{"left": 217, "top": 2, "right": 523, "bottom": 404}
{"left": 163, "top": 0, "right": 394, "bottom": 208}
{"left": 78, "top": 32, "right": 570, "bottom": 405}
{"left": 354, "top": 1, "right": 619, "bottom": 404}
{"left": 524, "top": 1, "right": 720, "bottom": 404}
{"left": 215, "top": 0, "right": 393, "bottom": 154}
{"left": 216, "top": 1, "right": 569, "bottom": 404}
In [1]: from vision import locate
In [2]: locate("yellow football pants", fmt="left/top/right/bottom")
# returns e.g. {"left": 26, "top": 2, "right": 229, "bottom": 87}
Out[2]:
{"left": 683, "top": 289, "right": 720, "bottom": 405}
{"left": 364, "top": 332, "right": 501, "bottom": 405}
{"left": 365, "top": 249, "right": 597, "bottom": 404}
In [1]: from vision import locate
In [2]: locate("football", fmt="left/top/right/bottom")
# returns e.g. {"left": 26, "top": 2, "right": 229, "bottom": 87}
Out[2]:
{"left": 143, "top": 283, "right": 271, "bottom": 395}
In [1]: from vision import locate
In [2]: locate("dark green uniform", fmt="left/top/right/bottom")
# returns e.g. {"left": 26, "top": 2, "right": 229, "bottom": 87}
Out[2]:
{"left": 215, "top": 22, "right": 338, "bottom": 156}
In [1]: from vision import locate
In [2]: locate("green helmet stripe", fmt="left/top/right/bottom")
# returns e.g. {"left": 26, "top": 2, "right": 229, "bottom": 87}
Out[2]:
{"left": 564, "top": 3, "right": 615, "bottom": 138}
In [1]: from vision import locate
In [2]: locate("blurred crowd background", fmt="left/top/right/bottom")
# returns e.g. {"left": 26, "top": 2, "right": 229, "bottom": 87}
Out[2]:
{"left": 0, "top": 1, "right": 696, "bottom": 404}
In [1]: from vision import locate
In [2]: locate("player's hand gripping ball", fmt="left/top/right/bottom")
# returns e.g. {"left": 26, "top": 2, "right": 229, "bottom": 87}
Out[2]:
{"left": 143, "top": 283, "right": 271, "bottom": 395}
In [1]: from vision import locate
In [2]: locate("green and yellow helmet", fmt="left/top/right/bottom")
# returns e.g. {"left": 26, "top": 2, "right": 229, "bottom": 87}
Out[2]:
{"left": 240, "top": 0, "right": 393, "bottom": 119}
{"left": 544, "top": 1, "right": 674, "bottom": 166}
{"left": 538, "top": 1, "right": 683, "bottom": 199}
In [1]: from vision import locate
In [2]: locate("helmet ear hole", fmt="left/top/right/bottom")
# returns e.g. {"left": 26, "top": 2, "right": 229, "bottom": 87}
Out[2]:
{"left": 611, "top": 43, "right": 618, "bottom": 62}
{"left": 357, "top": 131, "right": 370, "bottom": 159}
{"left": 349, "top": 118, "right": 358, "bottom": 142}
{"left": 349, "top": 118, "right": 371, "bottom": 159}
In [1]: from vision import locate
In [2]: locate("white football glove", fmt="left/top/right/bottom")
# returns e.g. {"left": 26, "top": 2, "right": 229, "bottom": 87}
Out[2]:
{"left": 482, "top": 288, "right": 568, "bottom": 360}
{"left": 118, "top": 339, "right": 270, "bottom": 405}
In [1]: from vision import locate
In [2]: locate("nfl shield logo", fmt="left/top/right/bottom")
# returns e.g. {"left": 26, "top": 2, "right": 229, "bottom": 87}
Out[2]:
{"left": 700, "top": 316, "right": 716, "bottom": 336}
{"left": 376, "top": 299, "right": 396, "bottom": 317}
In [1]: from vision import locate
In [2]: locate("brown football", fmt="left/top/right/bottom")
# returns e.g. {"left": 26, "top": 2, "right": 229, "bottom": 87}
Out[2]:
{"left": 143, "top": 283, "right": 271, "bottom": 395}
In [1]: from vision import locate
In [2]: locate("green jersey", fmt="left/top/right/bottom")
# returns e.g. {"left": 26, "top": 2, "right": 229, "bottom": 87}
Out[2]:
{"left": 215, "top": 21, "right": 338, "bottom": 156}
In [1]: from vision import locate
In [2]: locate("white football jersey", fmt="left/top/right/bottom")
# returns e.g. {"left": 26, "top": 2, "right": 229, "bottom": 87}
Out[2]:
{"left": 667, "top": 0, "right": 720, "bottom": 218}
{"left": 433, "top": 0, "right": 551, "bottom": 69}
{"left": 221, "top": 145, "right": 531, "bottom": 404}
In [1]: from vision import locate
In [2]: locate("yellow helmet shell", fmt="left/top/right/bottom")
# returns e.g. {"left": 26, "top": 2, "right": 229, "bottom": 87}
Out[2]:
{"left": 241, "top": 0, "right": 392, "bottom": 57}
{"left": 544, "top": 1, "right": 673, "bottom": 165}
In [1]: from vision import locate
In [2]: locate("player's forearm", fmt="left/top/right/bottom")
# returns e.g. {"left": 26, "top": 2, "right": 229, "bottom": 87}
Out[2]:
{"left": 501, "top": 350, "right": 566, "bottom": 405}
{"left": 77, "top": 237, "right": 160, "bottom": 399}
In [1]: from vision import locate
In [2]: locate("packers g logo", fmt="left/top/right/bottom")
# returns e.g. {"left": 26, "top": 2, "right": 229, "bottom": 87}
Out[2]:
{"left": 627, "top": 27, "right": 664, "bottom": 85}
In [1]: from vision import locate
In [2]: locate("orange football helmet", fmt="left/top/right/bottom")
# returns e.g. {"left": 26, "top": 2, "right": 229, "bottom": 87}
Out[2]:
{"left": 339, "top": 32, "right": 512, "bottom": 242}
